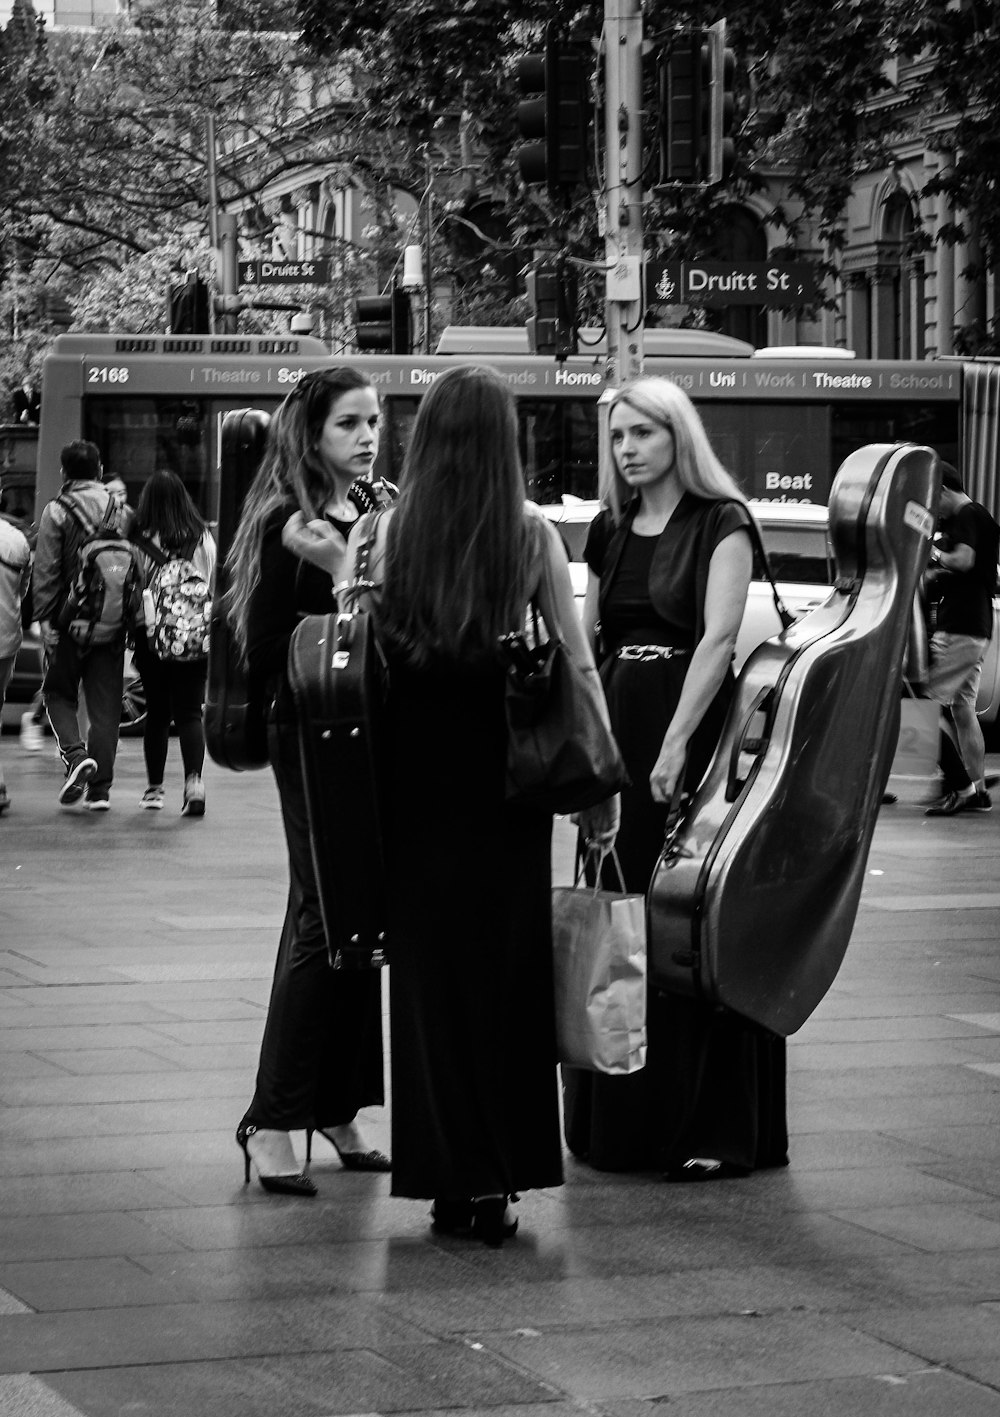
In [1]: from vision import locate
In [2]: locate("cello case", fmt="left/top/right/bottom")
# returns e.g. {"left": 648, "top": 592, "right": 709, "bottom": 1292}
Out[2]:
{"left": 205, "top": 408, "right": 272, "bottom": 771}
{"left": 648, "top": 443, "right": 940, "bottom": 1037}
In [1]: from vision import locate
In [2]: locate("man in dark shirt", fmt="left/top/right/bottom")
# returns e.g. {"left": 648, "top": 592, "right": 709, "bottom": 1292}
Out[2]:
{"left": 925, "top": 462, "right": 1000, "bottom": 816}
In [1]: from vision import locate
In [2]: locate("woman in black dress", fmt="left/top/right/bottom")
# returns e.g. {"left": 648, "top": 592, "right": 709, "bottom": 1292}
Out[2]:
{"left": 564, "top": 376, "right": 789, "bottom": 1181}
{"left": 344, "top": 365, "right": 607, "bottom": 1244}
{"left": 226, "top": 368, "right": 390, "bottom": 1195}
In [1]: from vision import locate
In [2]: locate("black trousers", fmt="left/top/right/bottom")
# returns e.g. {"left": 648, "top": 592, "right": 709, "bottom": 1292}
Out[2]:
{"left": 243, "top": 714, "right": 384, "bottom": 1131}
{"left": 131, "top": 637, "right": 207, "bottom": 784}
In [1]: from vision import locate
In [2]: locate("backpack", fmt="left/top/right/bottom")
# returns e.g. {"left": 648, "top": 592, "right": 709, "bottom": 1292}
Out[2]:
{"left": 144, "top": 544, "right": 212, "bottom": 661}
{"left": 57, "top": 490, "right": 142, "bottom": 649}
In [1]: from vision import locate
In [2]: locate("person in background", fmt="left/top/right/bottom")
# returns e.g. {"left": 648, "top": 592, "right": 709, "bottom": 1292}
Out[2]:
{"left": 344, "top": 365, "right": 601, "bottom": 1246}
{"left": 0, "top": 507, "right": 32, "bottom": 814}
{"left": 130, "top": 469, "right": 216, "bottom": 817}
{"left": 564, "top": 375, "right": 789, "bottom": 1182}
{"left": 924, "top": 462, "right": 1000, "bottom": 817}
{"left": 13, "top": 377, "right": 41, "bottom": 425}
{"left": 226, "top": 367, "right": 389, "bottom": 1196}
{"left": 31, "top": 441, "right": 130, "bottom": 811}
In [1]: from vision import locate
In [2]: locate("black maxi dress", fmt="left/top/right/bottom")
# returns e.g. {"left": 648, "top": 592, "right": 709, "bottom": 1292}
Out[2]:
{"left": 383, "top": 642, "right": 565, "bottom": 1203}
{"left": 562, "top": 494, "right": 789, "bottom": 1175}
{"left": 243, "top": 500, "right": 384, "bottom": 1133}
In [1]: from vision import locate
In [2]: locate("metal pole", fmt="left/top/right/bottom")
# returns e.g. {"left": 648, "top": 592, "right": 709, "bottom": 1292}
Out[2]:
{"left": 205, "top": 111, "right": 220, "bottom": 334}
{"left": 603, "top": 0, "right": 644, "bottom": 388}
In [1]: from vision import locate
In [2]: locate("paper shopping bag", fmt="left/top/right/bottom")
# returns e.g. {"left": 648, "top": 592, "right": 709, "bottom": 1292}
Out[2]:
{"left": 892, "top": 697, "right": 940, "bottom": 778}
{"left": 551, "top": 855, "right": 646, "bottom": 1075}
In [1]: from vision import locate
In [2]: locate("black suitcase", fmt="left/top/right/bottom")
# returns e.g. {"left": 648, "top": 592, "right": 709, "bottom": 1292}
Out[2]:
{"left": 206, "top": 408, "right": 272, "bottom": 771}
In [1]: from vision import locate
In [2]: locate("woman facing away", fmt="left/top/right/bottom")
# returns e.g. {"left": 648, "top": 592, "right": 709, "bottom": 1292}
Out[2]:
{"left": 130, "top": 469, "right": 216, "bottom": 817}
{"left": 566, "top": 376, "right": 789, "bottom": 1182}
{"left": 344, "top": 363, "right": 613, "bottom": 1246}
{"left": 226, "top": 366, "right": 390, "bottom": 1196}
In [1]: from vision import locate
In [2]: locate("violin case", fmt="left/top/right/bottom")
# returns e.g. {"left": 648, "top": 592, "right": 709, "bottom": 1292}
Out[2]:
{"left": 648, "top": 443, "right": 940, "bottom": 1036}
{"left": 205, "top": 408, "right": 272, "bottom": 771}
{"left": 287, "top": 609, "right": 389, "bottom": 969}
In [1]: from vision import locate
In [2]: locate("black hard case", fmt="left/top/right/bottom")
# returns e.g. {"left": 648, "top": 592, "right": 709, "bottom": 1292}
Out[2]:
{"left": 648, "top": 443, "right": 940, "bottom": 1036}
{"left": 205, "top": 408, "right": 272, "bottom": 771}
{"left": 286, "top": 609, "right": 389, "bottom": 966}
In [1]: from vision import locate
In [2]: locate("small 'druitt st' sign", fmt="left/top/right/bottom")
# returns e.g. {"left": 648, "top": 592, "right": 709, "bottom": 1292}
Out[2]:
{"left": 240, "top": 259, "right": 332, "bottom": 286}
{"left": 646, "top": 260, "right": 822, "bottom": 307}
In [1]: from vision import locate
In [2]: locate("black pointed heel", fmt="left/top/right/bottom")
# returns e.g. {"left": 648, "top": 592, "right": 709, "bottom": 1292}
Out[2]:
{"left": 430, "top": 1198, "right": 474, "bottom": 1236}
{"left": 471, "top": 1195, "right": 519, "bottom": 1248}
{"left": 236, "top": 1123, "right": 317, "bottom": 1197}
{"left": 305, "top": 1126, "right": 391, "bottom": 1172}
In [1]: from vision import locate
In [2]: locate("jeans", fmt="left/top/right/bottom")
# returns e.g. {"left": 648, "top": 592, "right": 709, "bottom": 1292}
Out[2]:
{"left": 42, "top": 635, "right": 125, "bottom": 795}
{"left": 131, "top": 637, "right": 207, "bottom": 784}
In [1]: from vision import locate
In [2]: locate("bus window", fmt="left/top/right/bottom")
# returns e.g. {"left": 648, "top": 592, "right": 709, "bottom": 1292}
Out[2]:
{"left": 520, "top": 399, "right": 599, "bottom": 503}
{"left": 830, "top": 402, "right": 958, "bottom": 475}
{"left": 701, "top": 404, "right": 832, "bottom": 503}
{"left": 84, "top": 395, "right": 218, "bottom": 518}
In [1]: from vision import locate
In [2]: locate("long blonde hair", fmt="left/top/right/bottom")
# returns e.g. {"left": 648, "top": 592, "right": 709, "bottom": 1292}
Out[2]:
{"left": 225, "top": 367, "right": 377, "bottom": 654}
{"left": 378, "top": 365, "right": 534, "bottom": 665}
{"left": 603, "top": 376, "right": 746, "bottom": 519}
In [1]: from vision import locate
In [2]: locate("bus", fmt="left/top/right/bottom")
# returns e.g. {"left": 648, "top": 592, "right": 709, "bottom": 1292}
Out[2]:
{"left": 34, "top": 330, "right": 1000, "bottom": 525}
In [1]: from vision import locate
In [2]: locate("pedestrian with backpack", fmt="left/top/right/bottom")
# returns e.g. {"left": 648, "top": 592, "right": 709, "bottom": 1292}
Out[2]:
{"left": 131, "top": 469, "right": 216, "bottom": 817}
{"left": 32, "top": 441, "right": 140, "bottom": 810}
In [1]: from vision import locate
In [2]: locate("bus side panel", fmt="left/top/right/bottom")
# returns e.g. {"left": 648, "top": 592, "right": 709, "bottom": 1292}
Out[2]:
{"left": 206, "top": 408, "right": 272, "bottom": 772}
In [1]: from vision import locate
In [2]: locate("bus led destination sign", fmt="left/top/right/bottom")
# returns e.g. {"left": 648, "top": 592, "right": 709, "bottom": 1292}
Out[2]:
{"left": 240, "top": 259, "right": 332, "bottom": 286}
{"left": 647, "top": 260, "right": 822, "bottom": 307}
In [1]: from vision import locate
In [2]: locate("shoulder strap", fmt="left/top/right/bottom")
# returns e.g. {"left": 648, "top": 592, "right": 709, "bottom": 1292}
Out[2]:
{"left": 131, "top": 532, "right": 170, "bottom": 567}
{"left": 339, "top": 509, "right": 384, "bottom": 610}
{"left": 740, "top": 505, "right": 796, "bottom": 631}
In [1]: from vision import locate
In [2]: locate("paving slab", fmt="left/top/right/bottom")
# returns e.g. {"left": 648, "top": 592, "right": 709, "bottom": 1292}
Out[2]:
{"left": 0, "top": 741, "right": 998, "bottom": 1414}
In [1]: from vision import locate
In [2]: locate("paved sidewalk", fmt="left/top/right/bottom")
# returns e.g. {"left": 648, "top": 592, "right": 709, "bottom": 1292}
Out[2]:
{"left": 1, "top": 739, "right": 999, "bottom": 1417}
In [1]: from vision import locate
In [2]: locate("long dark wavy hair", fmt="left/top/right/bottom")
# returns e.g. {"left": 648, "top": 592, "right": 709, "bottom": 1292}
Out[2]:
{"left": 132, "top": 469, "right": 208, "bottom": 556}
{"left": 225, "top": 367, "right": 377, "bottom": 654}
{"left": 378, "top": 364, "right": 535, "bottom": 666}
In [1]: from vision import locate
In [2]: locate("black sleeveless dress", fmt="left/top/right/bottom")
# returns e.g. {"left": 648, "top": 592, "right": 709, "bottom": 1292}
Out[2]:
{"left": 562, "top": 496, "right": 789, "bottom": 1174}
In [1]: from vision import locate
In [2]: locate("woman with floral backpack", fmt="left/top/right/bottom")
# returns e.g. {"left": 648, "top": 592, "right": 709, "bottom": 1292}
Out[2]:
{"left": 131, "top": 469, "right": 216, "bottom": 816}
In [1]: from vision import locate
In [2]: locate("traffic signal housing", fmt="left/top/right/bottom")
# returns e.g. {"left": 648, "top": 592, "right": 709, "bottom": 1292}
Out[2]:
{"left": 657, "top": 22, "right": 736, "bottom": 187}
{"left": 515, "top": 30, "right": 588, "bottom": 192}
{"left": 168, "top": 275, "right": 210, "bottom": 334}
{"left": 526, "top": 259, "right": 577, "bottom": 359}
{"left": 353, "top": 288, "right": 411, "bottom": 353}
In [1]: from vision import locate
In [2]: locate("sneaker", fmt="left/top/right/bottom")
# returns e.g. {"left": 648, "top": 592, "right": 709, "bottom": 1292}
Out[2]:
{"left": 181, "top": 773, "right": 205, "bottom": 817}
{"left": 20, "top": 712, "right": 44, "bottom": 753}
{"left": 85, "top": 793, "right": 111, "bottom": 812}
{"left": 140, "top": 786, "right": 165, "bottom": 811}
{"left": 926, "top": 789, "right": 992, "bottom": 817}
{"left": 59, "top": 755, "right": 98, "bottom": 806}
{"left": 0, "top": 784, "right": 9, "bottom": 816}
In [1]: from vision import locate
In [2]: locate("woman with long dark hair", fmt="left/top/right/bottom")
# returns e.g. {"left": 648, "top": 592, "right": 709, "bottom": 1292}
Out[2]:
{"left": 344, "top": 364, "right": 612, "bottom": 1245}
{"left": 564, "top": 376, "right": 789, "bottom": 1181}
{"left": 131, "top": 469, "right": 216, "bottom": 816}
{"left": 226, "top": 367, "right": 389, "bottom": 1196}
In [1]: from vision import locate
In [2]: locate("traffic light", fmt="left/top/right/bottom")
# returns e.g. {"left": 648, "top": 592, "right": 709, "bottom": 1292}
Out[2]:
{"left": 514, "top": 29, "right": 588, "bottom": 192}
{"left": 703, "top": 19, "right": 737, "bottom": 185}
{"left": 657, "top": 23, "right": 736, "bottom": 186}
{"left": 658, "top": 30, "right": 701, "bottom": 183}
{"left": 526, "top": 259, "right": 577, "bottom": 359}
{"left": 168, "top": 275, "right": 210, "bottom": 334}
{"left": 353, "top": 288, "right": 411, "bottom": 353}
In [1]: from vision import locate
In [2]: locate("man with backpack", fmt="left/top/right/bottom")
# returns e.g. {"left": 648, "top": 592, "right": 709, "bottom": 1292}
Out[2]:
{"left": 32, "top": 441, "right": 140, "bottom": 810}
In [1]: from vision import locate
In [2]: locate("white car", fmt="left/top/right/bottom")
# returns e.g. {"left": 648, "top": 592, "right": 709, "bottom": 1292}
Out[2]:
{"left": 538, "top": 497, "right": 1000, "bottom": 733}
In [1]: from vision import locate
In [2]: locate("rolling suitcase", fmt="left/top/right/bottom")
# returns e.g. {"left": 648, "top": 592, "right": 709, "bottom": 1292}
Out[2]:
{"left": 205, "top": 407, "right": 272, "bottom": 771}
{"left": 648, "top": 442, "right": 940, "bottom": 1036}
{"left": 286, "top": 519, "right": 389, "bottom": 969}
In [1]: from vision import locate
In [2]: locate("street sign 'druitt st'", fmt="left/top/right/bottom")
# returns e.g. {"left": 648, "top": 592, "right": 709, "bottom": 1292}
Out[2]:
{"left": 240, "top": 259, "right": 332, "bottom": 286}
{"left": 647, "top": 260, "right": 822, "bottom": 307}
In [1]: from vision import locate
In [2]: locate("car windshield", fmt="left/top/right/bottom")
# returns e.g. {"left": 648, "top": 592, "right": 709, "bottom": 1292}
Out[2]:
{"left": 756, "top": 523, "right": 834, "bottom": 586}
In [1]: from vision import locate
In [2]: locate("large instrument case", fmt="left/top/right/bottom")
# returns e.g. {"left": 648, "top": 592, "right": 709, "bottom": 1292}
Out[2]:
{"left": 205, "top": 408, "right": 272, "bottom": 771}
{"left": 648, "top": 443, "right": 940, "bottom": 1036}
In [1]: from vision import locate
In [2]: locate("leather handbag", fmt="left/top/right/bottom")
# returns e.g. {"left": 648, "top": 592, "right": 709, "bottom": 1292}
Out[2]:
{"left": 552, "top": 850, "right": 647, "bottom": 1074}
{"left": 499, "top": 551, "right": 625, "bottom": 816}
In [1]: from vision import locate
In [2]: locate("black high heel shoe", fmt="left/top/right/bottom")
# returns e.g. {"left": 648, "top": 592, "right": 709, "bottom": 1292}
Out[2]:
{"left": 471, "top": 1195, "right": 518, "bottom": 1248}
{"left": 430, "top": 1197, "right": 474, "bottom": 1236}
{"left": 305, "top": 1126, "right": 391, "bottom": 1172}
{"left": 236, "top": 1123, "right": 317, "bottom": 1197}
